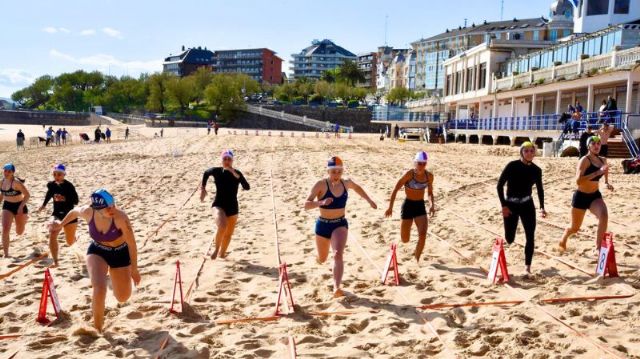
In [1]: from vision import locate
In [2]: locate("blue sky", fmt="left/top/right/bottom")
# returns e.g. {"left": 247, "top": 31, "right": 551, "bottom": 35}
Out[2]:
{"left": 0, "top": 0, "right": 556, "bottom": 98}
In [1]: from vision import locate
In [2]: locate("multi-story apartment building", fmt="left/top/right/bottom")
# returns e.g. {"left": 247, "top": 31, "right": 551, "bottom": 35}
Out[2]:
{"left": 411, "top": 3, "right": 574, "bottom": 94}
{"left": 163, "top": 46, "right": 215, "bottom": 77}
{"left": 376, "top": 46, "right": 408, "bottom": 91}
{"left": 357, "top": 52, "right": 377, "bottom": 88}
{"left": 290, "top": 39, "right": 357, "bottom": 80}
{"left": 213, "top": 48, "right": 283, "bottom": 84}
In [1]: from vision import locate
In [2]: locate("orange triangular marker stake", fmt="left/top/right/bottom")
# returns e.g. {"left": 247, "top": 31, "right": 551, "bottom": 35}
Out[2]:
{"left": 487, "top": 238, "right": 509, "bottom": 284}
{"left": 596, "top": 232, "right": 618, "bottom": 278}
{"left": 37, "top": 269, "right": 62, "bottom": 324}
{"left": 381, "top": 243, "right": 400, "bottom": 285}
{"left": 274, "top": 263, "right": 295, "bottom": 316}
{"left": 170, "top": 260, "right": 184, "bottom": 314}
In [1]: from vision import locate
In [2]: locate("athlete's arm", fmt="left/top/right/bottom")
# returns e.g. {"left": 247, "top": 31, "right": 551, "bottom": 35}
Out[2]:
{"left": 52, "top": 205, "right": 90, "bottom": 231}
{"left": 385, "top": 171, "right": 411, "bottom": 217}
{"left": 118, "top": 211, "right": 140, "bottom": 285}
{"left": 304, "top": 181, "right": 328, "bottom": 210}
{"left": 200, "top": 168, "right": 215, "bottom": 201}
{"left": 15, "top": 181, "right": 29, "bottom": 212}
{"left": 68, "top": 182, "right": 79, "bottom": 206}
{"left": 346, "top": 179, "right": 377, "bottom": 209}
{"left": 497, "top": 163, "right": 512, "bottom": 217}
{"left": 427, "top": 172, "right": 435, "bottom": 216}
{"left": 603, "top": 158, "right": 614, "bottom": 191}
{"left": 40, "top": 183, "right": 54, "bottom": 211}
{"left": 238, "top": 171, "right": 250, "bottom": 190}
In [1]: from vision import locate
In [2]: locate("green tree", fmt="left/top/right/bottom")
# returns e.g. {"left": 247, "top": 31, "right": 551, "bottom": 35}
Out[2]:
{"left": 333, "top": 82, "right": 351, "bottom": 105}
{"left": 11, "top": 75, "right": 53, "bottom": 108}
{"left": 338, "top": 60, "right": 366, "bottom": 87}
{"left": 146, "top": 72, "right": 172, "bottom": 113}
{"left": 204, "top": 74, "right": 258, "bottom": 120}
{"left": 293, "top": 78, "right": 313, "bottom": 103}
{"left": 321, "top": 68, "right": 339, "bottom": 83}
{"left": 274, "top": 82, "right": 296, "bottom": 102}
{"left": 100, "top": 76, "right": 147, "bottom": 113}
{"left": 191, "top": 67, "right": 214, "bottom": 103}
{"left": 166, "top": 76, "right": 196, "bottom": 115}
{"left": 386, "top": 87, "right": 412, "bottom": 106}
{"left": 313, "top": 80, "right": 331, "bottom": 103}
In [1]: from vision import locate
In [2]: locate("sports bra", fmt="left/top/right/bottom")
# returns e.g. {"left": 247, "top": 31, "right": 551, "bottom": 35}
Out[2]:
{"left": 405, "top": 170, "right": 429, "bottom": 190}
{"left": 89, "top": 211, "right": 123, "bottom": 242}
{"left": 584, "top": 155, "right": 604, "bottom": 182}
{"left": 319, "top": 180, "right": 348, "bottom": 209}
{"left": 1, "top": 179, "right": 22, "bottom": 197}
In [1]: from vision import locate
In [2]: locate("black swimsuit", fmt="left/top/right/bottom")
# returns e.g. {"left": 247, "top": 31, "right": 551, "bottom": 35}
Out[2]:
{"left": 1, "top": 179, "right": 27, "bottom": 215}
{"left": 572, "top": 155, "right": 604, "bottom": 210}
{"left": 202, "top": 167, "right": 250, "bottom": 216}
{"left": 42, "top": 180, "right": 79, "bottom": 222}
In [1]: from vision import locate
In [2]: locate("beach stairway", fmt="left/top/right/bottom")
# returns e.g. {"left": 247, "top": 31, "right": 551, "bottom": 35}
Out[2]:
{"left": 245, "top": 104, "right": 352, "bottom": 132}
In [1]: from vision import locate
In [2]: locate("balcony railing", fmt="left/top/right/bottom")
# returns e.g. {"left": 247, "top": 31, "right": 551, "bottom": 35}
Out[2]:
{"left": 449, "top": 111, "right": 624, "bottom": 132}
{"left": 372, "top": 106, "right": 442, "bottom": 122}
{"left": 493, "top": 46, "right": 640, "bottom": 92}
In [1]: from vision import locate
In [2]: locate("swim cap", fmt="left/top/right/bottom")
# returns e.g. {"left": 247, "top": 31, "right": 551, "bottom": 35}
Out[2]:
{"left": 3, "top": 163, "right": 15, "bottom": 172}
{"left": 220, "top": 149, "right": 234, "bottom": 160}
{"left": 327, "top": 156, "right": 343, "bottom": 169}
{"left": 414, "top": 151, "right": 428, "bottom": 162}
{"left": 587, "top": 136, "right": 601, "bottom": 147}
{"left": 52, "top": 164, "right": 66, "bottom": 174}
{"left": 91, "top": 189, "right": 115, "bottom": 209}
{"left": 520, "top": 141, "right": 535, "bottom": 157}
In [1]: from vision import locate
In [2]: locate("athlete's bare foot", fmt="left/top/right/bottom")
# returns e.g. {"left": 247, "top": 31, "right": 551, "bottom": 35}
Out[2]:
{"left": 219, "top": 251, "right": 228, "bottom": 259}
{"left": 413, "top": 250, "right": 421, "bottom": 263}
{"left": 333, "top": 288, "right": 345, "bottom": 298}
{"left": 557, "top": 241, "right": 567, "bottom": 254}
{"left": 210, "top": 248, "right": 218, "bottom": 260}
{"left": 525, "top": 265, "right": 531, "bottom": 274}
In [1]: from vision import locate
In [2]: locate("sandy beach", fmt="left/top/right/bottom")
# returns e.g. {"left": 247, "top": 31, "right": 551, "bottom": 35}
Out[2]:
{"left": 0, "top": 123, "right": 638, "bottom": 358}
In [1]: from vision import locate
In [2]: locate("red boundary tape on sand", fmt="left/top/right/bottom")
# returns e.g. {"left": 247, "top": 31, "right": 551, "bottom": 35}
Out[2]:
{"left": 0, "top": 253, "right": 48, "bottom": 281}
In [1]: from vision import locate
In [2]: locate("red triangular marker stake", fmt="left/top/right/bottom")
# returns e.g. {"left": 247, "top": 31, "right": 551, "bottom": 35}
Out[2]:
{"left": 596, "top": 232, "right": 619, "bottom": 278}
{"left": 487, "top": 238, "right": 510, "bottom": 284}
{"left": 274, "top": 263, "right": 295, "bottom": 316}
{"left": 170, "top": 260, "right": 184, "bottom": 314}
{"left": 381, "top": 243, "right": 400, "bottom": 285}
{"left": 37, "top": 269, "right": 62, "bottom": 324}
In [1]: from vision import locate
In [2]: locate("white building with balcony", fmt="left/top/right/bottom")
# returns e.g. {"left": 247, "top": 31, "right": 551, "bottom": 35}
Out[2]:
{"left": 573, "top": 0, "right": 639, "bottom": 33}
{"left": 290, "top": 39, "right": 356, "bottom": 80}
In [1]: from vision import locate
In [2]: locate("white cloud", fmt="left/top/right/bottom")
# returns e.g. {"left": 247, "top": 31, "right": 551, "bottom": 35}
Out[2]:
{"left": 102, "top": 27, "right": 123, "bottom": 39}
{"left": 0, "top": 69, "right": 36, "bottom": 86}
{"left": 80, "top": 29, "right": 96, "bottom": 36}
{"left": 42, "top": 26, "right": 72, "bottom": 34}
{"left": 49, "top": 49, "right": 161, "bottom": 74}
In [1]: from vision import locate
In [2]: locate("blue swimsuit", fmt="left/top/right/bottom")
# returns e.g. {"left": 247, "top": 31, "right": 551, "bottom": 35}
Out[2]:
{"left": 315, "top": 180, "right": 349, "bottom": 239}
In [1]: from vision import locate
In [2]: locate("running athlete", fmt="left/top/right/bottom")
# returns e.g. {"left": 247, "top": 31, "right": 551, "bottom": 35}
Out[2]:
{"left": 305, "top": 156, "right": 377, "bottom": 297}
{"left": 38, "top": 164, "right": 79, "bottom": 267}
{"left": 559, "top": 136, "right": 614, "bottom": 252}
{"left": 384, "top": 151, "right": 435, "bottom": 262}
{"left": 497, "top": 142, "right": 547, "bottom": 274}
{"left": 200, "top": 149, "right": 250, "bottom": 259}
{"left": 50, "top": 189, "right": 140, "bottom": 332}
{"left": 1, "top": 163, "right": 30, "bottom": 258}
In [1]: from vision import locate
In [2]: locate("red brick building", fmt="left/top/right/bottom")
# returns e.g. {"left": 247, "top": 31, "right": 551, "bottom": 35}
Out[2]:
{"left": 214, "top": 48, "right": 283, "bottom": 84}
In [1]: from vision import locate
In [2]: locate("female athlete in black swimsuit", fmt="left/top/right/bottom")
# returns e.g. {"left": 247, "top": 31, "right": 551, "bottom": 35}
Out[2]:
{"left": 1, "top": 163, "right": 30, "bottom": 258}
{"left": 385, "top": 151, "right": 435, "bottom": 262}
{"left": 39, "top": 164, "right": 79, "bottom": 267}
{"left": 201, "top": 149, "right": 250, "bottom": 259}
{"left": 559, "top": 136, "right": 614, "bottom": 252}
{"left": 497, "top": 142, "right": 547, "bottom": 274}
{"left": 304, "top": 156, "right": 377, "bottom": 297}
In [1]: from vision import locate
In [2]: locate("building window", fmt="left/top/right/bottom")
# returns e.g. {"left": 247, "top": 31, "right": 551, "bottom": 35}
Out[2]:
{"left": 479, "top": 63, "right": 487, "bottom": 89}
{"left": 587, "top": 0, "right": 609, "bottom": 15}
{"left": 550, "top": 30, "right": 558, "bottom": 41}
{"left": 614, "top": 0, "right": 629, "bottom": 13}
{"left": 533, "top": 31, "right": 540, "bottom": 41}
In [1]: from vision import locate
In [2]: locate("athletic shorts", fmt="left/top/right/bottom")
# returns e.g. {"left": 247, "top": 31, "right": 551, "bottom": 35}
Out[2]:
{"left": 315, "top": 217, "right": 348, "bottom": 239}
{"left": 87, "top": 241, "right": 131, "bottom": 268}
{"left": 53, "top": 210, "right": 78, "bottom": 224}
{"left": 401, "top": 199, "right": 427, "bottom": 220}
{"left": 571, "top": 190, "right": 602, "bottom": 210}
{"left": 212, "top": 199, "right": 239, "bottom": 217}
{"left": 2, "top": 201, "right": 28, "bottom": 215}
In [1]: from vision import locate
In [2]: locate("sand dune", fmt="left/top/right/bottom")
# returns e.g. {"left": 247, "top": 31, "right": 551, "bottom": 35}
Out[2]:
{"left": 0, "top": 123, "right": 638, "bottom": 358}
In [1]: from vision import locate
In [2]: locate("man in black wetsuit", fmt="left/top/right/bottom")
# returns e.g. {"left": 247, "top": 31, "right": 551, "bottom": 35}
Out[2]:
{"left": 200, "top": 149, "right": 250, "bottom": 259}
{"left": 497, "top": 141, "right": 547, "bottom": 275}
{"left": 38, "top": 164, "right": 79, "bottom": 267}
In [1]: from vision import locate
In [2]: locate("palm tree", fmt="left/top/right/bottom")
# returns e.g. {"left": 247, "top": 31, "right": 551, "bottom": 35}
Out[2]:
{"left": 338, "top": 60, "right": 366, "bottom": 87}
